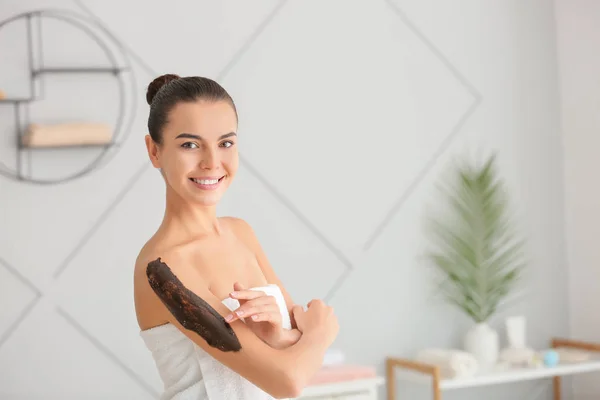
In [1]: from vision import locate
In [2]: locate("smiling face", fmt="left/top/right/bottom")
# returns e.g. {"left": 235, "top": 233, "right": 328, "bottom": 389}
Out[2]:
{"left": 146, "top": 100, "right": 239, "bottom": 207}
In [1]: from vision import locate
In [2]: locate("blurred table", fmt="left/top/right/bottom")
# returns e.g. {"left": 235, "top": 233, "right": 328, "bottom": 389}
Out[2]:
{"left": 386, "top": 338, "right": 600, "bottom": 400}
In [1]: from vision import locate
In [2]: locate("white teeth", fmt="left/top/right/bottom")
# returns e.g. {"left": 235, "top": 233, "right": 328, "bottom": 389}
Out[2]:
{"left": 193, "top": 178, "right": 219, "bottom": 185}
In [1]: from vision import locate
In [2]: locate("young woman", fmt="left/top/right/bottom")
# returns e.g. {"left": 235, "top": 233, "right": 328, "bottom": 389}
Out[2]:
{"left": 133, "top": 74, "right": 339, "bottom": 400}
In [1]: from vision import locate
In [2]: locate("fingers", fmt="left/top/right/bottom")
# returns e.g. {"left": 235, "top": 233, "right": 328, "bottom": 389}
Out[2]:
{"left": 225, "top": 298, "right": 280, "bottom": 323}
{"left": 307, "top": 299, "right": 327, "bottom": 309}
{"left": 291, "top": 305, "right": 305, "bottom": 332}
{"left": 247, "top": 309, "right": 281, "bottom": 323}
{"left": 306, "top": 299, "right": 334, "bottom": 318}
{"left": 292, "top": 304, "right": 304, "bottom": 314}
{"left": 226, "top": 305, "right": 280, "bottom": 324}
{"left": 291, "top": 304, "right": 305, "bottom": 320}
{"left": 231, "top": 283, "right": 253, "bottom": 306}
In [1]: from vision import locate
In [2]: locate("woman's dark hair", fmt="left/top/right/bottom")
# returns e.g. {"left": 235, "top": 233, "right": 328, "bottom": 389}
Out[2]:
{"left": 146, "top": 74, "right": 237, "bottom": 144}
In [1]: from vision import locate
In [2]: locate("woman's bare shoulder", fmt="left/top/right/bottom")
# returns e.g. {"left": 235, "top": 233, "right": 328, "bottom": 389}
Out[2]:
{"left": 220, "top": 216, "right": 256, "bottom": 241}
{"left": 134, "top": 236, "right": 164, "bottom": 279}
{"left": 133, "top": 237, "right": 194, "bottom": 330}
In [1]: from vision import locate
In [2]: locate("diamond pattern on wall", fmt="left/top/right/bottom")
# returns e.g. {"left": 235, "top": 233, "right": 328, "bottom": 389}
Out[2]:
{"left": 362, "top": 0, "right": 481, "bottom": 251}
{"left": 0, "top": 258, "right": 40, "bottom": 348}
{"left": 220, "top": 0, "right": 478, "bottom": 257}
{"left": 79, "top": 0, "right": 284, "bottom": 77}
{"left": 53, "top": 167, "right": 165, "bottom": 390}
{"left": 0, "top": 299, "right": 155, "bottom": 399}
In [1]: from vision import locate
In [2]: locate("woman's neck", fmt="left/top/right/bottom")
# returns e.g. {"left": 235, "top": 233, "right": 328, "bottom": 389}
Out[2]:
{"left": 160, "top": 188, "right": 222, "bottom": 240}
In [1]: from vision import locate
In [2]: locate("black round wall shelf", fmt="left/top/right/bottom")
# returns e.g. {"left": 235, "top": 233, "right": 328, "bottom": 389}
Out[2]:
{"left": 0, "top": 8, "right": 138, "bottom": 185}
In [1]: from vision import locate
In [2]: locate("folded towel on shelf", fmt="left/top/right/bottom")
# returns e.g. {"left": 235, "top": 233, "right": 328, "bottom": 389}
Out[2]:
{"left": 308, "top": 365, "right": 377, "bottom": 385}
{"left": 415, "top": 348, "right": 478, "bottom": 379}
{"left": 21, "top": 122, "right": 113, "bottom": 147}
{"left": 555, "top": 348, "right": 592, "bottom": 363}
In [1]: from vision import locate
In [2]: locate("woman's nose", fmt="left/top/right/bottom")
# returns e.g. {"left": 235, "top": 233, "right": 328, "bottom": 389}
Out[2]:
{"left": 200, "top": 148, "right": 219, "bottom": 170}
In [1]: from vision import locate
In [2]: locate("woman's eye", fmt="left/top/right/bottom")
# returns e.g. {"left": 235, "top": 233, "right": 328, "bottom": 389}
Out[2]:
{"left": 182, "top": 142, "right": 199, "bottom": 149}
{"left": 221, "top": 140, "right": 234, "bottom": 148}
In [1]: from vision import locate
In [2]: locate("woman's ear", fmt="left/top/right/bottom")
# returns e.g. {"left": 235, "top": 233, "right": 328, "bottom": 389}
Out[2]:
{"left": 145, "top": 134, "right": 161, "bottom": 169}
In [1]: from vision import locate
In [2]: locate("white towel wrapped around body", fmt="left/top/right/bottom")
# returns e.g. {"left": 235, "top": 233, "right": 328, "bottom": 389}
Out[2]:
{"left": 140, "top": 284, "right": 290, "bottom": 400}
{"left": 415, "top": 348, "right": 479, "bottom": 379}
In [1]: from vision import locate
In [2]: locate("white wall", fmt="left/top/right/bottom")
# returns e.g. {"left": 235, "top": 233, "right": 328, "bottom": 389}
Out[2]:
{"left": 0, "top": 1, "right": 569, "bottom": 399}
{"left": 555, "top": 0, "right": 600, "bottom": 397}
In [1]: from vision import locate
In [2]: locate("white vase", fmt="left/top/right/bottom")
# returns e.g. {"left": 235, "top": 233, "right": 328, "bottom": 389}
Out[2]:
{"left": 464, "top": 322, "right": 499, "bottom": 371}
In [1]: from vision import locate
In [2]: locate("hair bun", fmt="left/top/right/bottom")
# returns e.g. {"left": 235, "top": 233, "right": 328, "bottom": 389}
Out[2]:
{"left": 146, "top": 74, "right": 181, "bottom": 105}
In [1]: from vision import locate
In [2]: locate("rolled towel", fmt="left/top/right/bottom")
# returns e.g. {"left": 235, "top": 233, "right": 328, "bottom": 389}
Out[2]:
{"left": 21, "top": 122, "right": 113, "bottom": 148}
{"left": 415, "top": 348, "right": 478, "bottom": 379}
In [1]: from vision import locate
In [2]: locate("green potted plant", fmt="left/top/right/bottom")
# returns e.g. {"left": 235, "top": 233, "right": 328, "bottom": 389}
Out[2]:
{"left": 424, "top": 153, "right": 527, "bottom": 371}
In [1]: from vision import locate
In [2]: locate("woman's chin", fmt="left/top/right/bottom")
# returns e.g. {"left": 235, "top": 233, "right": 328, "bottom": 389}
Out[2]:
{"left": 189, "top": 192, "right": 223, "bottom": 207}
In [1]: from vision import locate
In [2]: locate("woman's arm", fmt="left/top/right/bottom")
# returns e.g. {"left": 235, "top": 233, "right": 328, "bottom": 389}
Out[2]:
{"left": 145, "top": 256, "right": 335, "bottom": 399}
{"left": 226, "top": 217, "right": 299, "bottom": 328}
{"left": 228, "top": 282, "right": 303, "bottom": 349}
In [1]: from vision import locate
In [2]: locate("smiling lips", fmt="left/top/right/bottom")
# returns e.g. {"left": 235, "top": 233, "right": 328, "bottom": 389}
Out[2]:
{"left": 189, "top": 176, "right": 225, "bottom": 190}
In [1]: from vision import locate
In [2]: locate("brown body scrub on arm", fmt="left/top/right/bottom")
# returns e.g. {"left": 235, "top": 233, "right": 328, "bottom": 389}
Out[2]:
{"left": 146, "top": 257, "right": 242, "bottom": 352}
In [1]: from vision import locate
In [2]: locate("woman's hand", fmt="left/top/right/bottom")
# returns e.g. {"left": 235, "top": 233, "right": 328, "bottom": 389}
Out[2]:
{"left": 292, "top": 299, "right": 338, "bottom": 347}
{"left": 225, "top": 282, "right": 301, "bottom": 349}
